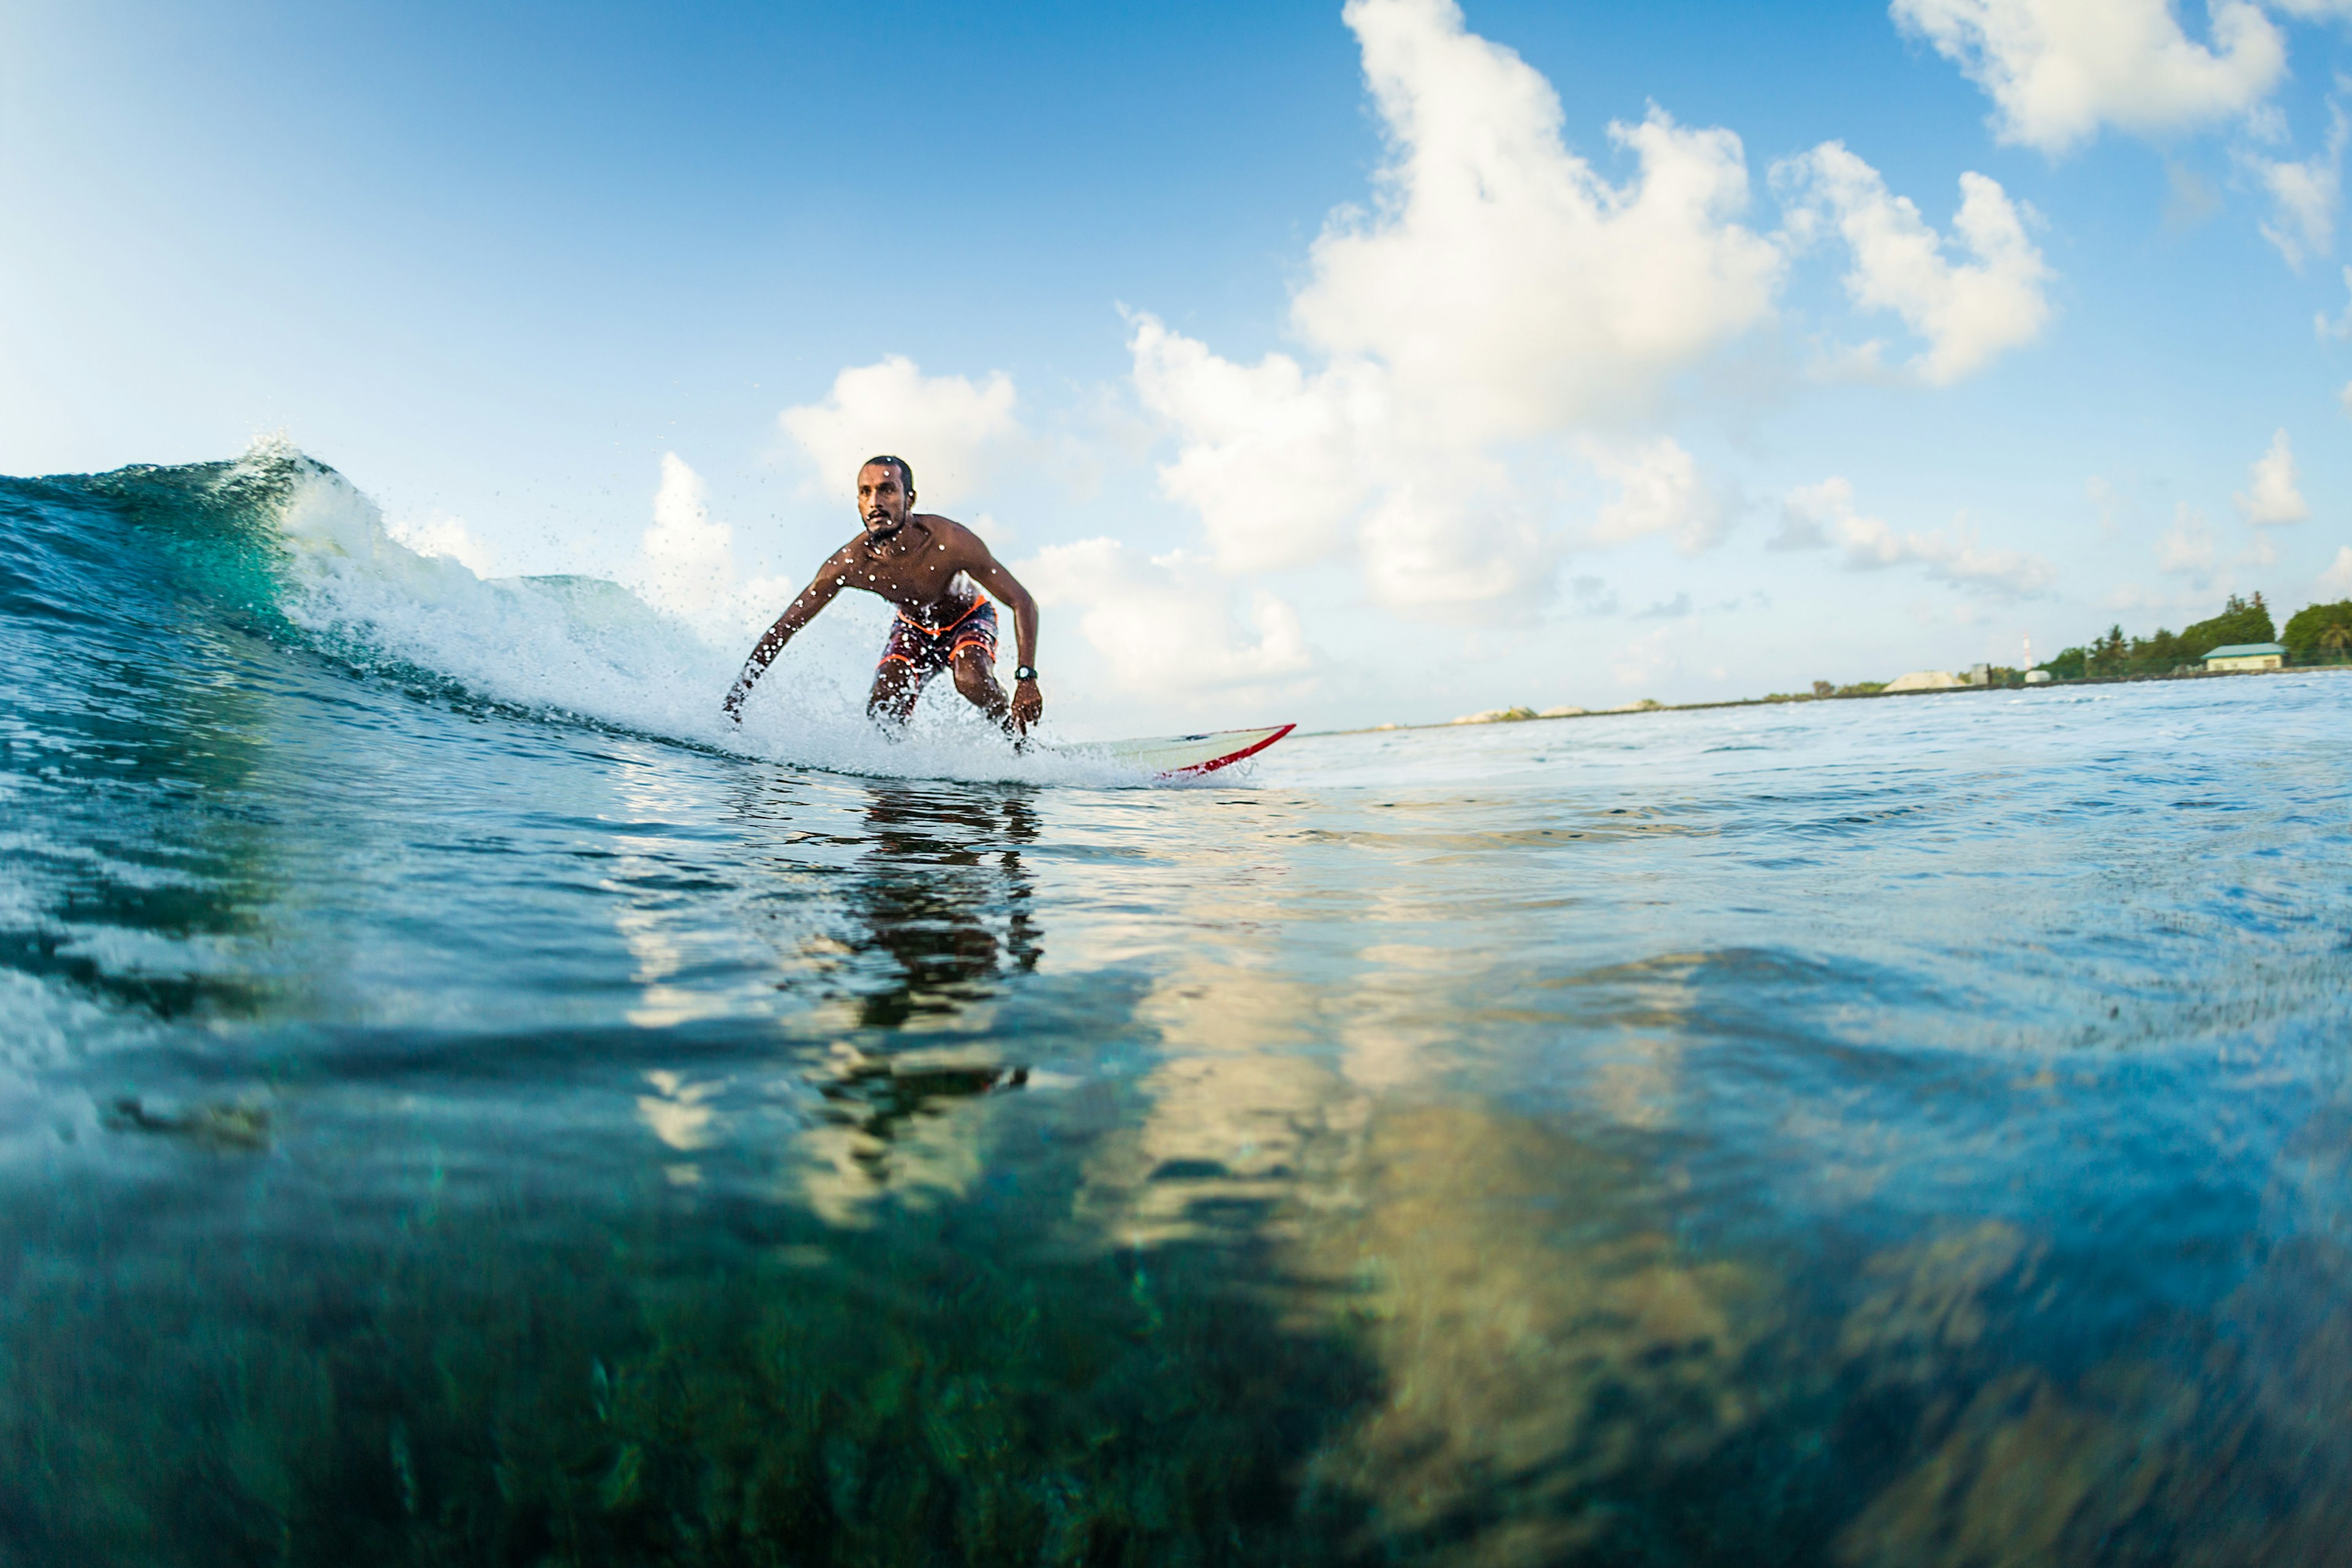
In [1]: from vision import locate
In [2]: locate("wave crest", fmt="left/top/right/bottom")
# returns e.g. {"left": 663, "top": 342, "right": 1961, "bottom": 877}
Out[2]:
{"left": 6, "top": 442, "right": 1147, "bottom": 786}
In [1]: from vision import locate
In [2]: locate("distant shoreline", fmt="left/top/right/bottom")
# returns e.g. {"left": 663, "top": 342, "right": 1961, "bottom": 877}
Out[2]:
{"left": 1308, "top": 660, "right": 2352, "bottom": 739}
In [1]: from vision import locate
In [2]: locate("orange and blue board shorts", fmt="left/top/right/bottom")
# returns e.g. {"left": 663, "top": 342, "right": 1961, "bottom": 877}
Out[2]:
{"left": 878, "top": 595, "right": 998, "bottom": 680}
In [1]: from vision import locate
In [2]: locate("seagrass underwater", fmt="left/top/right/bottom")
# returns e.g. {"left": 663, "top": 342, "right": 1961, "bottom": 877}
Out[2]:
{"left": 6, "top": 450, "right": 2352, "bottom": 1563}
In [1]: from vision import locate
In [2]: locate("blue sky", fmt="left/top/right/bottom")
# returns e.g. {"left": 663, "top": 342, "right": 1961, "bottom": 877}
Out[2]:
{"left": 6, "top": 0, "right": 2350, "bottom": 730}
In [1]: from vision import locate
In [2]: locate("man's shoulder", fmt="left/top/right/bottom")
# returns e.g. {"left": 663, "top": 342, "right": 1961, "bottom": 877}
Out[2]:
{"left": 913, "top": 514, "right": 989, "bottom": 556}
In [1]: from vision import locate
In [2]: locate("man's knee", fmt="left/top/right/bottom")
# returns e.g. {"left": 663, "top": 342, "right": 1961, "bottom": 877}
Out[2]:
{"left": 868, "top": 662, "right": 920, "bottom": 713}
{"left": 951, "top": 655, "right": 997, "bottom": 698}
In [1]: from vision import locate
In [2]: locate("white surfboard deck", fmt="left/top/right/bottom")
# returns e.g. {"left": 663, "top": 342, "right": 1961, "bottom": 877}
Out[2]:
{"left": 1054, "top": 723, "right": 1296, "bottom": 779}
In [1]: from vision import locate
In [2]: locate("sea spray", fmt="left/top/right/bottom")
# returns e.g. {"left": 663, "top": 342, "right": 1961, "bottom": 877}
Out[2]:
{"left": 107, "top": 443, "right": 1159, "bottom": 786}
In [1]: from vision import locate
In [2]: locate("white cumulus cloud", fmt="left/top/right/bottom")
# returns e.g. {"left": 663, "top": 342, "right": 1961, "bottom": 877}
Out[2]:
{"left": 1128, "top": 0, "right": 1784, "bottom": 614}
{"left": 2320, "top": 266, "right": 2352, "bottom": 337}
{"left": 1777, "top": 144, "right": 2053, "bottom": 383}
{"left": 1776, "top": 475, "right": 2055, "bottom": 595}
{"left": 2234, "top": 428, "right": 2309, "bottom": 524}
{"left": 1019, "top": 539, "right": 1314, "bottom": 698}
{"left": 635, "top": 454, "right": 794, "bottom": 636}
{"left": 2158, "top": 502, "right": 2220, "bottom": 577}
{"left": 1891, "top": 0, "right": 2288, "bottom": 154}
{"left": 1128, "top": 319, "right": 1377, "bottom": 573}
{"left": 1769, "top": 477, "right": 1844, "bottom": 551}
{"left": 640, "top": 453, "right": 735, "bottom": 618}
{"left": 1295, "top": 1, "right": 1783, "bottom": 442}
{"left": 1126, "top": 0, "right": 2062, "bottom": 619}
{"left": 2319, "top": 543, "right": 2352, "bottom": 597}
{"left": 778, "top": 356, "right": 1022, "bottom": 503}
{"left": 1585, "top": 437, "right": 1730, "bottom": 554}
{"left": 2245, "top": 102, "right": 2348, "bottom": 268}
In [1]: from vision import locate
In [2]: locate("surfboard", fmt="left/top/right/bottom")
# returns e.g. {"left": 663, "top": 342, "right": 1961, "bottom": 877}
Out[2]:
{"left": 1058, "top": 723, "right": 1296, "bottom": 779}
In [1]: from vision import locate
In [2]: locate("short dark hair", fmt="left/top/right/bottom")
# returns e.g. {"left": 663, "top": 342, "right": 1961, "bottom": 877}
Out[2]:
{"left": 861, "top": 454, "right": 914, "bottom": 493}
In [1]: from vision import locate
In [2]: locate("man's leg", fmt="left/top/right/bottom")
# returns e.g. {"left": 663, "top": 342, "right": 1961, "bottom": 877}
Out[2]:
{"left": 949, "top": 646, "right": 1013, "bottom": 729}
{"left": 867, "top": 658, "right": 928, "bottom": 728}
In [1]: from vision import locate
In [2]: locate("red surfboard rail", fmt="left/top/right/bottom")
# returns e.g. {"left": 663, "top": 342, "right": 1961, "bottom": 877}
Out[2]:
{"left": 1161, "top": 722, "right": 1296, "bottom": 778}
{"left": 1066, "top": 723, "right": 1298, "bottom": 779}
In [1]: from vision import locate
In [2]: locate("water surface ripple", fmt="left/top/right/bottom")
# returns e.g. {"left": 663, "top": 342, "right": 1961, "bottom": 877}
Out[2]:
{"left": 5, "top": 458, "right": 2351, "bottom": 1565}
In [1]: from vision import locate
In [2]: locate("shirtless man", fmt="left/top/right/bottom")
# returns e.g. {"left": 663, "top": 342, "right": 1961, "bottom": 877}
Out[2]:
{"left": 722, "top": 455, "right": 1043, "bottom": 734}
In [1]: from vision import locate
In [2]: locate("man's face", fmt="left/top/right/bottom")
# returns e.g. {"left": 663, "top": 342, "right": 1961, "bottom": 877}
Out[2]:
{"left": 856, "top": 462, "right": 913, "bottom": 535}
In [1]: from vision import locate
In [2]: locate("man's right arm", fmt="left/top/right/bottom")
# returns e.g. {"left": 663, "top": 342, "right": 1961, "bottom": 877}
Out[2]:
{"left": 723, "top": 560, "right": 846, "bottom": 721}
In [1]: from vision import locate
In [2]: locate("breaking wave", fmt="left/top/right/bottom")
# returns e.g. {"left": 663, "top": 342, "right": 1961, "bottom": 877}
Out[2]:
{"left": 0, "top": 442, "right": 1142, "bottom": 786}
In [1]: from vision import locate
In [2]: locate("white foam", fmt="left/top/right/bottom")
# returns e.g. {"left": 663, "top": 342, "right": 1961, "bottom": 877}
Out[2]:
{"left": 253, "top": 455, "right": 1155, "bottom": 788}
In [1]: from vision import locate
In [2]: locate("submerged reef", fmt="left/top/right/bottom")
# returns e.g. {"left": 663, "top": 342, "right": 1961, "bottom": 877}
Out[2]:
{"left": 14, "top": 1088, "right": 2352, "bottom": 1566}
{"left": 0, "top": 1172, "right": 1376, "bottom": 1566}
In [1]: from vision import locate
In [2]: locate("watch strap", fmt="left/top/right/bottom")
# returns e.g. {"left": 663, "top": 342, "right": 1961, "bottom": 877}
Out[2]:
{"left": 1014, "top": 666, "right": 1039, "bottom": 682}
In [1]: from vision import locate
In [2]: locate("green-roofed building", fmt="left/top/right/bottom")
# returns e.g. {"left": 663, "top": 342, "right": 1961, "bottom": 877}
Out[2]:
{"left": 2203, "top": 642, "right": 2286, "bottom": 671}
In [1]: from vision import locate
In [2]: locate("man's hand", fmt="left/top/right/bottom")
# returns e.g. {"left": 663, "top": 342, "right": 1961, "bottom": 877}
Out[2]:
{"left": 1011, "top": 677, "right": 1043, "bottom": 733}
{"left": 724, "top": 570, "right": 842, "bottom": 727}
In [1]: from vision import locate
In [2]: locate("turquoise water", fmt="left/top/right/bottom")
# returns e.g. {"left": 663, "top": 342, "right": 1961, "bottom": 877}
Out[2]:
{"left": 5, "top": 451, "right": 2351, "bottom": 1565}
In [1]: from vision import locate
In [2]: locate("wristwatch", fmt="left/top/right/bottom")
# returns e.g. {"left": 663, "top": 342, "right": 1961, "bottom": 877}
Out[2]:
{"left": 1014, "top": 666, "right": 1039, "bottom": 682}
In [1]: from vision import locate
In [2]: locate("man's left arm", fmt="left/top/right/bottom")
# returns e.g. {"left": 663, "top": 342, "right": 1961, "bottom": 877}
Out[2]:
{"left": 963, "top": 538, "right": 1043, "bottom": 731}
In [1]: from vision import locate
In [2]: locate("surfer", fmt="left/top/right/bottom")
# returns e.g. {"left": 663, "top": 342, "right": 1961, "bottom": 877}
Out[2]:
{"left": 723, "top": 455, "right": 1043, "bottom": 734}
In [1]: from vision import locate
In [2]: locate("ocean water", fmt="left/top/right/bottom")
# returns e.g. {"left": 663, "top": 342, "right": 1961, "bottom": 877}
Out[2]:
{"left": 4, "top": 448, "right": 2351, "bottom": 1566}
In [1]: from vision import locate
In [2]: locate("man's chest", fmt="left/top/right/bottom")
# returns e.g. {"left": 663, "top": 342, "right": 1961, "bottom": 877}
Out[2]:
{"left": 855, "top": 546, "right": 968, "bottom": 606}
